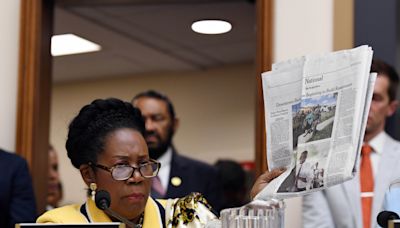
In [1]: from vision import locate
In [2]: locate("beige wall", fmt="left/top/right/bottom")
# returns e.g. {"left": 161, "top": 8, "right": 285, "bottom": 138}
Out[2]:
{"left": 51, "top": 63, "right": 256, "bottom": 204}
{"left": 0, "top": 1, "right": 21, "bottom": 152}
{"left": 274, "top": 0, "right": 333, "bottom": 62}
{"left": 274, "top": 0, "right": 334, "bottom": 227}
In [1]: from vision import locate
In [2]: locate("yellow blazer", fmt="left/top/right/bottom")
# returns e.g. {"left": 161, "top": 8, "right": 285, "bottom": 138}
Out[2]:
{"left": 37, "top": 193, "right": 217, "bottom": 228}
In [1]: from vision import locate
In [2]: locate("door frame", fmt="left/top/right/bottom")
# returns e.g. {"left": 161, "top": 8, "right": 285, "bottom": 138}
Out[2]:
{"left": 17, "top": 0, "right": 273, "bottom": 212}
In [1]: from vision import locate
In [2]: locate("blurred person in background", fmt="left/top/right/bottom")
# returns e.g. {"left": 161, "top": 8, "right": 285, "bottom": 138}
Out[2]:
{"left": 0, "top": 148, "right": 36, "bottom": 228}
{"left": 214, "top": 159, "right": 250, "bottom": 210}
{"left": 132, "top": 90, "right": 223, "bottom": 212}
{"left": 47, "top": 145, "right": 63, "bottom": 210}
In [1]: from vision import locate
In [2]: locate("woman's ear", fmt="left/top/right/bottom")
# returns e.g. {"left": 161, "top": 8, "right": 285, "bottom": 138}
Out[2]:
{"left": 80, "top": 164, "right": 96, "bottom": 186}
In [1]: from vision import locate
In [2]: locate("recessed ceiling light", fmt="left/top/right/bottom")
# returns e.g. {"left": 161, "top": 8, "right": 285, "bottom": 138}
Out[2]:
{"left": 191, "top": 20, "right": 232, "bottom": 35}
{"left": 51, "top": 33, "right": 101, "bottom": 57}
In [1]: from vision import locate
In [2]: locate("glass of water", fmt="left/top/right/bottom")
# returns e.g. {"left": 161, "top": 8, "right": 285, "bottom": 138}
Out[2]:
{"left": 220, "top": 199, "right": 285, "bottom": 228}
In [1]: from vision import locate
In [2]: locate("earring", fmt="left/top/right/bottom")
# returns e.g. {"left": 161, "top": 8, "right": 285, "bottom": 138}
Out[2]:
{"left": 90, "top": 183, "right": 97, "bottom": 201}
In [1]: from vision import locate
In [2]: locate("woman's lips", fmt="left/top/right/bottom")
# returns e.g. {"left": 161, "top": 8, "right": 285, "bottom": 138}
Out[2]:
{"left": 125, "top": 193, "right": 145, "bottom": 202}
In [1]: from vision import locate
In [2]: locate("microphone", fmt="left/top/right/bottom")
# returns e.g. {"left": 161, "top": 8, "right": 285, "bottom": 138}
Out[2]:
{"left": 377, "top": 210, "right": 400, "bottom": 228}
{"left": 95, "top": 190, "right": 111, "bottom": 210}
{"left": 95, "top": 190, "right": 139, "bottom": 228}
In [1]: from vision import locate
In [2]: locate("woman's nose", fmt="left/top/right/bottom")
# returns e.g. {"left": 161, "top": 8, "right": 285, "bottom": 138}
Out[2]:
{"left": 126, "top": 168, "right": 144, "bottom": 183}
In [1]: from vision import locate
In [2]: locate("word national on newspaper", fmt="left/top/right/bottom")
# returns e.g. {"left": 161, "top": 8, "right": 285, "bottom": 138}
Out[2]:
{"left": 256, "top": 45, "right": 375, "bottom": 200}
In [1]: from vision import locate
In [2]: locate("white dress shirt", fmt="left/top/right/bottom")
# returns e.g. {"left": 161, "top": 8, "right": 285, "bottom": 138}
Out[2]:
{"left": 156, "top": 147, "right": 173, "bottom": 191}
{"left": 367, "top": 131, "right": 386, "bottom": 178}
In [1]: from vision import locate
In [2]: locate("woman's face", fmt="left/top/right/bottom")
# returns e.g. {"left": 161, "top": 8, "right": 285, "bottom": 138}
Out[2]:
{"left": 94, "top": 128, "right": 151, "bottom": 219}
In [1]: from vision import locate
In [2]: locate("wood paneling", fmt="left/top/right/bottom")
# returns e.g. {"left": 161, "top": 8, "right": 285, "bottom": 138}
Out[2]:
{"left": 17, "top": 0, "right": 53, "bottom": 214}
{"left": 333, "top": 0, "right": 354, "bottom": 50}
{"left": 255, "top": 0, "right": 273, "bottom": 176}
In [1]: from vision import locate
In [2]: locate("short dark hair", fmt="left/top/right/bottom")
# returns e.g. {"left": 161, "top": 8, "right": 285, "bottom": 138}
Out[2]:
{"left": 214, "top": 159, "right": 246, "bottom": 191}
{"left": 371, "top": 59, "right": 399, "bottom": 102}
{"left": 132, "top": 90, "right": 176, "bottom": 120}
{"left": 66, "top": 98, "right": 145, "bottom": 169}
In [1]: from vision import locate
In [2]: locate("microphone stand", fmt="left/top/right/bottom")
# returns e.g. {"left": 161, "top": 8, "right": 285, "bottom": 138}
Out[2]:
{"left": 95, "top": 190, "right": 141, "bottom": 228}
{"left": 104, "top": 208, "right": 140, "bottom": 228}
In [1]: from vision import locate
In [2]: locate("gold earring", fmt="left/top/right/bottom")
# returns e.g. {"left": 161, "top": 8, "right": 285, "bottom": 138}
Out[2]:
{"left": 90, "top": 183, "right": 97, "bottom": 201}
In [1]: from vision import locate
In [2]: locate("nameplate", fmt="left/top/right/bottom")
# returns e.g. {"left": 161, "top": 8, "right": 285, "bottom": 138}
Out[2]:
{"left": 389, "top": 219, "right": 400, "bottom": 228}
{"left": 16, "top": 223, "right": 125, "bottom": 228}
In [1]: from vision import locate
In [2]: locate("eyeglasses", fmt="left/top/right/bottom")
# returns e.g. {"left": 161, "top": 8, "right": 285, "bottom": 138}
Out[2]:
{"left": 90, "top": 159, "right": 161, "bottom": 181}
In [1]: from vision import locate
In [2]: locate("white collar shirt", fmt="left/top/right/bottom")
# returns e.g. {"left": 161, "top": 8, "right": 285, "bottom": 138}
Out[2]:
{"left": 367, "top": 131, "right": 386, "bottom": 178}
{"left": 156, "top": 147, "right": 173, "bottom": 190}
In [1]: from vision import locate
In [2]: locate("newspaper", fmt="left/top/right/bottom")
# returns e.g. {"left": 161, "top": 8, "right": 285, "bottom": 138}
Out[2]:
{"left": 255, "top": 45, "right": 375, "bottom": 199}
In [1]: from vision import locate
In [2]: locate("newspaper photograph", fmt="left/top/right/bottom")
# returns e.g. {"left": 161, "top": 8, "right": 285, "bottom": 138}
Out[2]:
{"left": 255, "top": 45, "right": 375, "bottom": 199}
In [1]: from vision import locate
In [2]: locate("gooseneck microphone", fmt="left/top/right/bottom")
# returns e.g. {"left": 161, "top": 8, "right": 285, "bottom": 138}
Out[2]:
{"left": 95, "top": 190, "right": 139, "bottom": 228}
{"left": 377, "top": 210, "right": 400, "bottom": 228}
{"left": 95, "top": 190, "right": 111, "bottom": 210}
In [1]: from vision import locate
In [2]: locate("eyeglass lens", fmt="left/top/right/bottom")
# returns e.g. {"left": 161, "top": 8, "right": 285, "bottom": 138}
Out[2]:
{"left": 112, "top": 163, "right": 158, "bottom": 180}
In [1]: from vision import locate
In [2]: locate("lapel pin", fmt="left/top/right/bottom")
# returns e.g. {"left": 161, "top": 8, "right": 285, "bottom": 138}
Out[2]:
{"left": 171, "top": 177, "right": 182, "bottom": 187}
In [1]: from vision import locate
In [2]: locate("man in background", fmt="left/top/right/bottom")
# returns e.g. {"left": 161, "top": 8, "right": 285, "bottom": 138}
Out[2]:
{"left": 132, "top": 90, "right": 222, "bottom": 211}
{"left": 46, "top": 145, "right": 63, "bottom": 210}
{"left": 0, "top": 149, "right": 37, "bottom": 228}
{"left": 303, "top": 59, "right": 400, "bottom": 228}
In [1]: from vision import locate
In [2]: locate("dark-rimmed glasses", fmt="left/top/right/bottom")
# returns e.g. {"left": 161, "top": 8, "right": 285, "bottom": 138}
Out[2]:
{"left": 90, "top": 159, "right": 161, "bottom": 181}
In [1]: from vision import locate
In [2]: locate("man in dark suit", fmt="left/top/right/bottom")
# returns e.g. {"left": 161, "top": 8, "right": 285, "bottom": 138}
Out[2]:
{"left": 0, "top": 149, "right": 37, "bottom": 228}
{"left": 132, "top": 90, "right": 222, "bottom": 212}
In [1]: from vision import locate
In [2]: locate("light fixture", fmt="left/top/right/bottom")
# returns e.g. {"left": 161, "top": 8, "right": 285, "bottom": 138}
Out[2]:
{"left": 191, "top": 20, "right": 232, "bottom": 35}
{"left": 51, "top": 33, "right": 101, "bottom": 57}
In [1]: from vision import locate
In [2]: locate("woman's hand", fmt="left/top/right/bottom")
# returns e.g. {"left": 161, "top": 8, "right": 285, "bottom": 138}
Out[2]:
{"left": 250, "top": 168, "right": 286, "bottom": 199}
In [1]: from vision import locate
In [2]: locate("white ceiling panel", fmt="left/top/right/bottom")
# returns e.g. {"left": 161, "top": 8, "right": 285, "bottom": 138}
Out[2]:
{"left": 53, "top": 1, "right": 256, "bottom": 83}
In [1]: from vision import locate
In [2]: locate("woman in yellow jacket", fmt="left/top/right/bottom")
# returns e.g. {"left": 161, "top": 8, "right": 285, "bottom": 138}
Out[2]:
{"left": 37, "top": 98, "right": 216, "bottom": 228}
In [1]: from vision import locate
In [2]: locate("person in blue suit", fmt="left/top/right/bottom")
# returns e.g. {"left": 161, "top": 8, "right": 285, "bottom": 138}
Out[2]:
{"left": 0, "top": 149, "right": 37, "bottom": 228}
{"left": 132, "top": 90, "right": 223, "bottom": 212}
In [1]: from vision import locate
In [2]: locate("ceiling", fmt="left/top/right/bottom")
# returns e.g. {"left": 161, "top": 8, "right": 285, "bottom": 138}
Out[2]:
{"left": 53, "top": 0, "right": 256, "bottom": 83}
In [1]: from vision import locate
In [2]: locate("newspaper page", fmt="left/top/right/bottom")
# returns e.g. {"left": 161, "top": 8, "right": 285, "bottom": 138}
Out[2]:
{"left": 255, "top": 45, "right": 374, "bottom": 199}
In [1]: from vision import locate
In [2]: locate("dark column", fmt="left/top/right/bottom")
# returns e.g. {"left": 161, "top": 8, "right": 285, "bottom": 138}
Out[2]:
{"left": 355, "top": 0, "right": 397, "bottom": 65}
{"left": 355, "top": 0, "right": 400, "bottom": 140}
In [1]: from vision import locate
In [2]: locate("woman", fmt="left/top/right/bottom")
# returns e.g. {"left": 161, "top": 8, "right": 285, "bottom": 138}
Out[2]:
{"left": 37, "top": 98, "right": 284, "bottom": 227}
